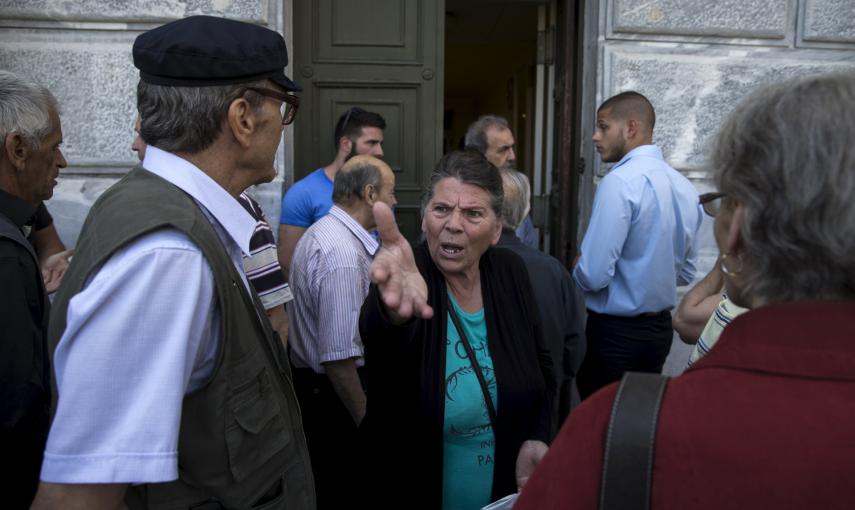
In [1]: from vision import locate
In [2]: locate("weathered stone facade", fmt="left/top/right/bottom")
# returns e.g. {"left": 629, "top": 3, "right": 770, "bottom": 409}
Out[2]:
{"left": 0, "top": 0, "right": 292, "bottom": 246}
{"left": 578, "top": 0, "right": 855, "bottom": 372}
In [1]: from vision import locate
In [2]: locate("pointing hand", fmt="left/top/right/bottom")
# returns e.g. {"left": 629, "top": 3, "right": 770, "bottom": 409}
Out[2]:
{"left": 370, "top": 202, "right": 433, "bottom": 323}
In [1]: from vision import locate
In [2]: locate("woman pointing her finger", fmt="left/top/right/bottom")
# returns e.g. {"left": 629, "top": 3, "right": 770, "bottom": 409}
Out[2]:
{"left": 359, "top": 150, "right": 554, "bottom": 509}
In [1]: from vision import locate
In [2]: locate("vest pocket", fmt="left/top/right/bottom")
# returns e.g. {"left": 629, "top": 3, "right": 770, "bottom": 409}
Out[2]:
{"left": 225, "top": 368, "right": 291, "bottom": 482}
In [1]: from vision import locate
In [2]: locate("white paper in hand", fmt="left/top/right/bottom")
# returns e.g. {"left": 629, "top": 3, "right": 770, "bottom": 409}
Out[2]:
{"left": 481, "top": 493, "right": 518, "bottom": 510}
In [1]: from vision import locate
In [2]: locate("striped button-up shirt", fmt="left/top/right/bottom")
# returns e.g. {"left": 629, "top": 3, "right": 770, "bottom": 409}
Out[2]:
{"left": 288, "top": 205, "right": 378, "bottom": 373}
{"left": 238, "top": 193, "right": 292, "bottom": 310}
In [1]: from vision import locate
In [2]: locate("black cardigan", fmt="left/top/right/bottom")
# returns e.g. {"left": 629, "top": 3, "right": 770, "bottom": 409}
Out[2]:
{"left": 358, "top": 243, "right": 554, "bottom": 508}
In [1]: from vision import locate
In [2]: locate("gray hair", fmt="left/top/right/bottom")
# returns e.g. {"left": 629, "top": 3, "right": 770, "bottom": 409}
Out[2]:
{"left": 137, "top": 80, "right": 266, "bottom": 154}
{"left": 0, "top": 70, "right": 58, "bottom": 150}
{"left": 713, "top": 72, "right": 855, "bottom": 303}
{"left": 463, "top": 115, "right": 510, "bottom": 155}
{"left": 333, "top": 159, "right": 382, "bottom": 206}
{"left": 499, "top": 168, "right": 531, "bottom": 230}
{"left": 422, "top": 150, "right": 503, "bottom": 219}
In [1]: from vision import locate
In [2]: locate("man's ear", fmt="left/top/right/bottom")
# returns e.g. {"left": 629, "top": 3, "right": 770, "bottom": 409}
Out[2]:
{"left": 624, "top": 118, "right": 639, "bottom": 141}
{"left": 339, "top": 136, "right": 352, "bottom": 155}
{"left": 4, "top": 133, "right": 29, "bottom": 171}
{"left": 363, "top": 183, "right": 377, "bottom": 205}
{"left": 227, "top": 98, "right": 256, "bottom": 149}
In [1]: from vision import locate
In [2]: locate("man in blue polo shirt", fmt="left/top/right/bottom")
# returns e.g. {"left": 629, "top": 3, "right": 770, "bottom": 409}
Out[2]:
{"left": 278, "top": 107, "right": 385, "bottom": 273}
{"left": 573, "top": 91, "right": 702, "bottom": 400}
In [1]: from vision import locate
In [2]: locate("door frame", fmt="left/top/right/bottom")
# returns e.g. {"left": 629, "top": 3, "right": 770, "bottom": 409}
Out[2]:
{"left": 552, "top": 0, "right": 587, "bottom": 266}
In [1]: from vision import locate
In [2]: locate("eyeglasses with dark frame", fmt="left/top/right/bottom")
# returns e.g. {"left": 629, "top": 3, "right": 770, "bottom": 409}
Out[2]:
{"left": 699, "top": 192, "right": 726, "bottom": 217}
{"left": 243, "top": 87, "right": 300, "bottom": 125}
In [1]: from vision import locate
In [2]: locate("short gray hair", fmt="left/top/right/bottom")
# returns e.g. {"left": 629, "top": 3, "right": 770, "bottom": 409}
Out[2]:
{"left": 499, "top": 168, "right": 531, "bottom": 230}
{"left": 713, "top": 72, "right": 855, "bottom": 303}
{"left": 0, "top": 70, "right": 58, "bottom": 150}
{"left": 463, "top": 115, "right": 509, "bottom": 155}
{"left": 422, "top": 150, "right": 503, "bottom": 219}
{"left": 333, "top": 159, "right": 382, "bottom": 206}
{"left": 137, "top": 80, "right": 266, "bottom": 154}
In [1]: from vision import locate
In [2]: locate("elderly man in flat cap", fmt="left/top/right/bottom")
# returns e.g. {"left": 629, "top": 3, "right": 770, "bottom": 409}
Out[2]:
{"left": 32, "top": 16, "right": 315, "bottom": 510}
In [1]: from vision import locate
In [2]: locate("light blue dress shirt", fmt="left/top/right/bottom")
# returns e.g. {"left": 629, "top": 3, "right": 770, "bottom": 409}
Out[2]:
{"left": 41, "top": 147, "right": 257, "bottom": 484}
{"left": 573, "top": 145, "right": 702, "bottom": 316}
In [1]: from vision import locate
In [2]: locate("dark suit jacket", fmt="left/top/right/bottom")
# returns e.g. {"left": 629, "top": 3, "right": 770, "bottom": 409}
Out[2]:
{"left": 496, "top": 229, "right": 585, "bottom": 430}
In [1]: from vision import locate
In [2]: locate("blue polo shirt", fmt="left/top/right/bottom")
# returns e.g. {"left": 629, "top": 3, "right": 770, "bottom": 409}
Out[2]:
{"left": 279, "top": 168, "right": 333, "bottom": 228}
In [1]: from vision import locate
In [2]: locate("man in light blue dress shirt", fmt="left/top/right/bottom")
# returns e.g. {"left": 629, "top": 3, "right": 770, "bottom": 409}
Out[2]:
{"left": 573, "top": 91, "right": 701, "bottom": 400}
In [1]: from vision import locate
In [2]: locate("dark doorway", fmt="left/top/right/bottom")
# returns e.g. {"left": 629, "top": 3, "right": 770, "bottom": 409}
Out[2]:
{"left": 444, "top": 1, "right": 539, "bottom": 171}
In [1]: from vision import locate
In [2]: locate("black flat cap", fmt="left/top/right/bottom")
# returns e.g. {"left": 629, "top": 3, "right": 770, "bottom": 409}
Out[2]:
{"left": 133, "top": 15, "right": 301, "bottom": 91}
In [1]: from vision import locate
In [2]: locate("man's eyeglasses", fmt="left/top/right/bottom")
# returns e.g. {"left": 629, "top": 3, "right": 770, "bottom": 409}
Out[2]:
{"left": 699, "top": 192, "right": 726, "bottom": 217}
{"left": 243, "top": 87, "right": 299, "bottom": 125}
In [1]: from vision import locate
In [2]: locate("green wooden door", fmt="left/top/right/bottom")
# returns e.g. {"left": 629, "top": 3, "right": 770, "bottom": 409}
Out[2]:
{"left": 293, "top": 0, "right": 444, "bottom": 242}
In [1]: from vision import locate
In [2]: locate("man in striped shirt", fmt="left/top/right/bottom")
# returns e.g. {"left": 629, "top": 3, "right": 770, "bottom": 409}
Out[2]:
{"left": 288, "top": 154, "right": 396, "bottom": 509}
{"left": 236, "top": 193, "right": 293, "bottom": 345}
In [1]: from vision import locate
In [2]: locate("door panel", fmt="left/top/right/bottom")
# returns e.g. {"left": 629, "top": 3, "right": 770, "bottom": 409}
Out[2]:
{"left": 294, "top": 0, "right": 443, "bottom": 242}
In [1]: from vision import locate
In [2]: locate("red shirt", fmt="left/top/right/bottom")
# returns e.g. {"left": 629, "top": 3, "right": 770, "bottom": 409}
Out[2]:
{"left": 516, "top": 301, "right": 855, "bottom": 510}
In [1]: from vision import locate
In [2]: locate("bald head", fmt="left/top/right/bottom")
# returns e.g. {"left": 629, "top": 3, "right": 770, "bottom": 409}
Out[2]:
{"left": 598, "top": 91, "right": 655, "bottom": 134}
{"left": 334, "top": 155, "right": 396, "bottom": 213}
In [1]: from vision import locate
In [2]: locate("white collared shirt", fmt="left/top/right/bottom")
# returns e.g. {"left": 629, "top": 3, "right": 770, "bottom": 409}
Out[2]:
{"left": 289, "top": 205, "right": 378, "bottom": 373}
{"left": 41, "top": 147, "right": 257, "bottom": 484}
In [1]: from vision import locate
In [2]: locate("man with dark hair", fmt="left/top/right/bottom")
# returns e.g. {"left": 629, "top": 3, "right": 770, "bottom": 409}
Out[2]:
{"left": 572, "top": 91, "right": 701, "bottom": 400}
{"left": 464, "top": 114, "right": 538, "bottom": 247}
{"left": 289, "top": 154, "right": 395, "bottom": 508}
{"left": 278, "top": 107, "right": 386, "bottom": 272}
{"left": 0, "top": 70, "right": 66, "bottom": 508}
{"left": 497, "top": 168, "right": 585, "bottom": 431}
{"left": 32, "top": 16, "right": 314, "bottom": 509}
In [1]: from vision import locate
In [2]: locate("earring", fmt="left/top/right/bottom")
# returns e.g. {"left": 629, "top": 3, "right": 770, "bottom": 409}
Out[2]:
{"left": 720, "top": 253, "right": 744, "bottom": 276}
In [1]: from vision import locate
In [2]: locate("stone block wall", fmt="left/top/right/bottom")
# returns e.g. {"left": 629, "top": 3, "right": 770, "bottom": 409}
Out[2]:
{"left": 0, "top": 0, "right": 292, "bottom": 246}
{"left": 579, "top": 0, "right": 855, "bottom": 372}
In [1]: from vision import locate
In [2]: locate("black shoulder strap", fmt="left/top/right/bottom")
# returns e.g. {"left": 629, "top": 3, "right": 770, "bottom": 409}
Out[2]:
{"left": 600, "top": 372, "right": 669, "bottom": 510}
{"left": 447, "top": 304, "right": 498, "bottom": 426}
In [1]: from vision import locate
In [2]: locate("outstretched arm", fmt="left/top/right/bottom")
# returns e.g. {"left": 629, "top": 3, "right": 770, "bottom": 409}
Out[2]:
{"left": 369, "top": 202, "right": 433, "bottom": 324}
{"left": 673, "top": 259, "right": 724, "bottom": 344}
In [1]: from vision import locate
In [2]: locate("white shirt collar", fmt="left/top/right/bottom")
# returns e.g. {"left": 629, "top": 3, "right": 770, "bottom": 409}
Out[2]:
{"left": 328, "top": 205, "right": 379, "bottom": 256}
{"left": 141, "top": 146, "right": 255, "bottom": 256}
